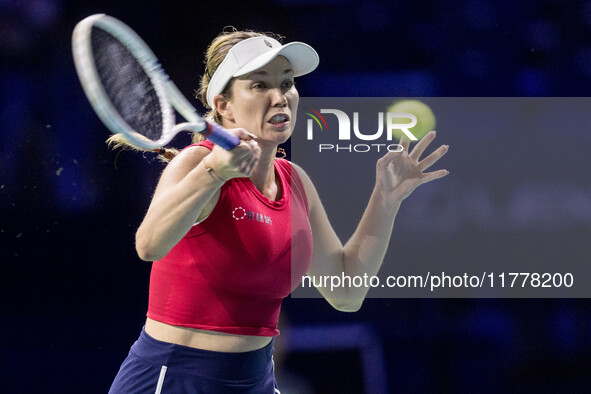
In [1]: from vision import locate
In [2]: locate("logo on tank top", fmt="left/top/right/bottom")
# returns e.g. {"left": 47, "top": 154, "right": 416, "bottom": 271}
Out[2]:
{"left": 232, "top": 207, "right": 273, "bottom": 225}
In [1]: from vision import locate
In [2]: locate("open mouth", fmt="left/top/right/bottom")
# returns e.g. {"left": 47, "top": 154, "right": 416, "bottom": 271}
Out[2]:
{"left": 268, "top": 114, "right": 290, "bottom": 127}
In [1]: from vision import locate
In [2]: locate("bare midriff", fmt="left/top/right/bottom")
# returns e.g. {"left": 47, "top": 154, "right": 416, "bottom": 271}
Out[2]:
{"left": 145, "top": 318, "right": 273, "bottom": 353}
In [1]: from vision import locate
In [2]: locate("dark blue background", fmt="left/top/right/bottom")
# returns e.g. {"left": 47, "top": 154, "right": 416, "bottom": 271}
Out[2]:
{"left": 2, "top": 0, "right": 591, "bottom": 392}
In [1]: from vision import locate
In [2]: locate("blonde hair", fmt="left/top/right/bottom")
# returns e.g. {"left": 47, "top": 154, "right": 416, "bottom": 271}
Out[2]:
{"left": 107, "top": 27, "right": 284, "bottom": 162}
{"left": 105, "top": 134, "right": 179, "bottom": 162}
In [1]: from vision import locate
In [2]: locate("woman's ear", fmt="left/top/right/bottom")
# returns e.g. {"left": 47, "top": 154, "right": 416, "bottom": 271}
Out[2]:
{"left": 214, "top": 94, "right": 233, "bottom": 123}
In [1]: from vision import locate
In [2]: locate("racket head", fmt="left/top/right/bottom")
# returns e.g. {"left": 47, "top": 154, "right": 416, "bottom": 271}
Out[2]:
{"left": 72, "top": 14, "right": 175, "bottom": 150}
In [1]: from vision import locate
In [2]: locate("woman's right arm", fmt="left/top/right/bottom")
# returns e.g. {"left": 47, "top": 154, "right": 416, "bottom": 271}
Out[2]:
{"left": 135, "top": 130, "right": 260, "bottom": 261}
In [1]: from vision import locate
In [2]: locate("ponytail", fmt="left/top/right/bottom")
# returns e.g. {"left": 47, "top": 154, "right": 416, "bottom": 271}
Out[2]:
{"left": 106, "top": 134, "right": 179, "bottom": 162}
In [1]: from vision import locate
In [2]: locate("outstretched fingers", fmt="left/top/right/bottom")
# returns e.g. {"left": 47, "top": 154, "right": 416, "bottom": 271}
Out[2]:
{"left": 398, "top": 133, "right": 411, "bottom": 154}
{"left": 421, "top": 168, "right": 449, "bottom": 184}
{"left": 409, "top": 130, "right": 437, "bottom": 161}
{"left": 418, "top": 144, "right": 449, "bottom": 171}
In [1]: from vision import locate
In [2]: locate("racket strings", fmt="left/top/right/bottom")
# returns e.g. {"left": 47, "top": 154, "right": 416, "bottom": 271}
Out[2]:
{"left": 91, "top": 27, "right": 164, "bottom": 141}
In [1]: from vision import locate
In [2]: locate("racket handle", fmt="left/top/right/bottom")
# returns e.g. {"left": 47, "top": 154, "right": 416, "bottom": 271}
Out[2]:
{"left": 202, "top": 122, "right": 240, "bottom": 150}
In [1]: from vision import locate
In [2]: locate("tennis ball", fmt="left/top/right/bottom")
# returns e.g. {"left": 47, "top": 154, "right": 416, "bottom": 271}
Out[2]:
{"left": 386, "top": 100, "right": 436, "bottom": 141}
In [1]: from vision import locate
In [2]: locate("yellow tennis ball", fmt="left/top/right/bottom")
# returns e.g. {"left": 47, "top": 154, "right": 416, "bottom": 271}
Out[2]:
{"left": 386, "top": 100, "right": 436, "bottom": 141}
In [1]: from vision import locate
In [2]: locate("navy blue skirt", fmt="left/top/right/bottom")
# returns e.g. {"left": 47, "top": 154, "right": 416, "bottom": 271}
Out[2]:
{"left": 109, "top": 328, "right": 279, "bottom": 393}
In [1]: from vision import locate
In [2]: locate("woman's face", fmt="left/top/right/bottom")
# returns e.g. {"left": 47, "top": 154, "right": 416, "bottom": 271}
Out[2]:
{"left": 221, "top": 56, "right": 299, "bottom": 147}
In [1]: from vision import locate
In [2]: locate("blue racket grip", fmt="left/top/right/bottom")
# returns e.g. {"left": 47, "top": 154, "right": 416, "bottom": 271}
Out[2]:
{"left": 202, "top": 121, "right": 240, "bottom": 150}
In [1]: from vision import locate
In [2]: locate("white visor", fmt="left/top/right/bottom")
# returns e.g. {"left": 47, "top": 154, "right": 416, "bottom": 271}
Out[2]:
{"left": 206, "top": 36, "right": 319, "bottom": 109}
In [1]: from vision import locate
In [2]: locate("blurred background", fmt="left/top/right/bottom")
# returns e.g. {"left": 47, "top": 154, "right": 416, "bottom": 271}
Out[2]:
{"left": 2, "top": 0, "right": 591, "bottom": 392}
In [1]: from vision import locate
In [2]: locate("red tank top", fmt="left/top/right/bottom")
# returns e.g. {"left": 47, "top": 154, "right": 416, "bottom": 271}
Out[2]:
{"left": 147, "top": 141, "right": 313, "bottom": 336}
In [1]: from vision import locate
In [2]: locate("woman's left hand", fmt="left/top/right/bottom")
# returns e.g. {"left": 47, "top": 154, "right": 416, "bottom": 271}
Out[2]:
{"left": 376, "top": 130, "right": 449, "bottom": 204}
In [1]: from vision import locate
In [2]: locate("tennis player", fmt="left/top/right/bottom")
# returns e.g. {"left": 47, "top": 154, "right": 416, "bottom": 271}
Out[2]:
{"left": 108, "top": 28, "right": 448, "bottom": 393}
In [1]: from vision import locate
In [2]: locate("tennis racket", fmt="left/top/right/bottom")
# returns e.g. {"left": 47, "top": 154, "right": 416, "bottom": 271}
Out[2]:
{"left": 72, "top": 13, "right": 239, "bottom": 151}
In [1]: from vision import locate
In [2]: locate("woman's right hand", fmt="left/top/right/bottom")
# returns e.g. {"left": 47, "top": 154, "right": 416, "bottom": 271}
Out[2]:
{"left": 135, "top": 128, "right": 260, "bottom": 261}
{"left": 204, "top": 128, "right": 261, "bottom": 181}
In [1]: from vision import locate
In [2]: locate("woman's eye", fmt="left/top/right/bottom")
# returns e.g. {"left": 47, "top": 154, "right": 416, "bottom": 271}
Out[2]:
{"left": 283, "top": 81, "right": 294, "bottom": 90}
{"left": 253, "top": 82, "right": 266, "bottom": 90}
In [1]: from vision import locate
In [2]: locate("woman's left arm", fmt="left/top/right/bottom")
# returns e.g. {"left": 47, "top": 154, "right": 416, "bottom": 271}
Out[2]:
{"left": 295, "top": 131, "right": 449, "bottom": 312}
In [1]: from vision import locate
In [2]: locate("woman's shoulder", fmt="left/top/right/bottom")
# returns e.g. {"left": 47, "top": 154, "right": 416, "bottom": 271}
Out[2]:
{"left": 279, "top": 160, "right": 314, "bottom": 192}
{"left": 172, "top": 141, "right": 213, "bottom": 162}
{"left": 285, "top": 160, "right": 309, "bottom": 181}
{"left": 181, "top": 140, "right": 215, "bottom": 152}
{"left": 161, "top": 142, "right": 212, "bottom": 178}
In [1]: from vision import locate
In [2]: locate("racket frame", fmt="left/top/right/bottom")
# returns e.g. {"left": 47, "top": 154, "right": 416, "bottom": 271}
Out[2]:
{"left": 72, "top": 14, "right": 237, "bottom": 150}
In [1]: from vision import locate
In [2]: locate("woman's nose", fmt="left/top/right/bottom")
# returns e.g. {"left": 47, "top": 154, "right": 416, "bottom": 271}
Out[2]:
{"left": 270, "top": 88, "right": 288, "bottom": 107}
